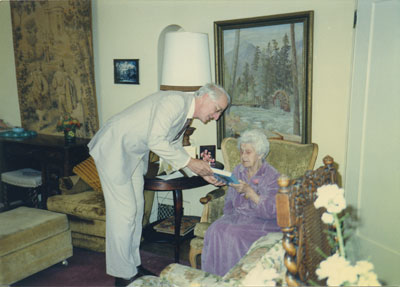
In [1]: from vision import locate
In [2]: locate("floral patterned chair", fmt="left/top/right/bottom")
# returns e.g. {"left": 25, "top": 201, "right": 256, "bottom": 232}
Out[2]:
{"left": 130, "top": 156, "right": 337, "bottom": 287}
{"left": 130, "top": 232, "right": 286, "bottom": 287}
{"left": 189, "top": 137, "right": 319, "bottom": 268}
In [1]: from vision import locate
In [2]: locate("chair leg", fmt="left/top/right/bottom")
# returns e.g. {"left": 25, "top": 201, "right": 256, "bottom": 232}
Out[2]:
{"left": 27, "top": 187, "right": 39, "bottom": 208}
{"left": 189, "top": 247, "right": 202, "bottom": 269}
{"left": 2, "top": 183, "right": 10, "bottom": 211}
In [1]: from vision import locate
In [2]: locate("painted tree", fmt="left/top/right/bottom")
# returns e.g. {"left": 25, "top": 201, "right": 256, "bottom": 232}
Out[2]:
{"left": 229, "top": 29, "right": 241, "bottom": 100}
{"left": 254, "top": 50, "right": 270, "bottom": 109}
{"left": 252, "top": 46, "right": 261, "bottom": 72}
{"left": 277, "top": 33, "right": 292, "bottom": 93}
{"left": 242, "top": 62, "right": 252, "bottom": 101}
{"left": 290, "top": 23, "right": 301, "bottom": 136}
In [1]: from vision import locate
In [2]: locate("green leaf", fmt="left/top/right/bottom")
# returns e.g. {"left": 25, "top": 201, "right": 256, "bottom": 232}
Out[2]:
{"left": 315, "top": 246, "right": 328, "bottom": 258}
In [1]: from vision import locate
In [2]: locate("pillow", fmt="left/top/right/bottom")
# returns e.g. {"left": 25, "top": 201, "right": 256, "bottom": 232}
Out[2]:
{"left": 59, "top": 176, "right": 92, "bottom": 195}
{"left": 72, "top": 156, "right": 102, "bottom": 192}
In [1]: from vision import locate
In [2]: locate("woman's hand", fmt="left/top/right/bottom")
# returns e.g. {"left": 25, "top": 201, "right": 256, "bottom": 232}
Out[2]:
{"left": 186, "top": 158, "right": 225, "bottom": 186}
{"left": 203, "top": 175, "right": 226, "bottom": 186}
{"left": 230, "top": 180, "right": 260, "bottom": 204}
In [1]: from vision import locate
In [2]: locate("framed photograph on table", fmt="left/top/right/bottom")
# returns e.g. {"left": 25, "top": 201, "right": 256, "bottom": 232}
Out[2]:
{"left": 199, "top": 145, "right": 216, "bottom": 166}
{"left": 114, "top": 59, "right": 139, "bottom": 84}
{"left": 214, "top": 11, "right": 314, "bottom": 148}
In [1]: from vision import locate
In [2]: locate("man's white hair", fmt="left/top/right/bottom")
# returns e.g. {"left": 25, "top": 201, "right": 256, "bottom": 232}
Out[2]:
{"left": 195, "top": 83, "right": 231, "bottom": 105}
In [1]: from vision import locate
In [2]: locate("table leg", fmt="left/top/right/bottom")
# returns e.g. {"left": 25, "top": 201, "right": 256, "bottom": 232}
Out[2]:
{"left": 41, "top": 164, "right": 48, "bottom": 209}
{"left": 173, "top": 189, "right": 183, "bottom": 263}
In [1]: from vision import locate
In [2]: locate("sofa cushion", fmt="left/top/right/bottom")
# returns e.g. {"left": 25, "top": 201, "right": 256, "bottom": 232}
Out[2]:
{"left": 59, "top": 175, "right": 92, "bottom": 195}
{"left": 161, "top": 263, "right": 223, "bottom": 286}
{"left": 0, "top": 230, "right": 72, "bottom": 286}
{"left": 189, "top": 236, "right": 204, "bottom": 252}
{"left": 72, "top": 156, "right": 102, "bottom": 192}
{"left": 47, "top": 191, "right": 105, "bottom": 221}
{"left": 69, "top": 216, "right": 105, "bottom": 237}
{"left": 71, "top": 232, "right": 105, "bottom": 252}
{"left": 224, "top": 232, "right": 286, "bottom": 286}
{"left": 0, "top": 207, "right": 69, "bottom": 257}
{"left": 193, "top": 222, "right": 210, "bottom": 238}
{"left": 129, "top": 275, "right": 174, "bottom": 287}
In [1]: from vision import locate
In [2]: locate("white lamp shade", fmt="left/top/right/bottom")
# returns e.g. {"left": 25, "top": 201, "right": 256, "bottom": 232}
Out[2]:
{"left": 161, "top": 31, "right": 211, "bottom": 91}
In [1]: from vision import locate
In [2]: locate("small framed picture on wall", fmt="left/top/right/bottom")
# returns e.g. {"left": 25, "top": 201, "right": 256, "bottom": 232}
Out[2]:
{"left": 114, "top": 59, "right": 139, "bottom": 84}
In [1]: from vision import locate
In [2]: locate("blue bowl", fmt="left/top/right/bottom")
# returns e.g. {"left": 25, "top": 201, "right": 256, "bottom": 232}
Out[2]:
{"left": 13, "top": 127, "right": 24, "bottom": 133}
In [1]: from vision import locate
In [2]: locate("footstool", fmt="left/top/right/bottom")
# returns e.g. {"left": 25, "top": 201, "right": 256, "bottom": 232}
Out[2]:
{"left": 1, "top": 168, "right": 43, "bottom": 210}
{"left": 0, "top": 206, "right": 73, "bottom": 286}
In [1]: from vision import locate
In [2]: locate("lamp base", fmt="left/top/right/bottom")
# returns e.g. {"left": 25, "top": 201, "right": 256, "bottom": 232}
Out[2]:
{"left": 160, "top": 85, "right": 201, "bottom": 92}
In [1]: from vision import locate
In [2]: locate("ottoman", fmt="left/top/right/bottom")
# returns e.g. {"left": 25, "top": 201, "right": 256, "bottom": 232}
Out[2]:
{"left": 0, "top": 207, "right": 72, "bottom": 286}
{"left": 1, "top": 168, "right": 43, "bottom": 210}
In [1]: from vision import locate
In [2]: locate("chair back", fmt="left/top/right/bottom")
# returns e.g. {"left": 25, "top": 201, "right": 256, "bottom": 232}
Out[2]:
{"left": 221, "top": 137, "right": 318, "bottom": 177}
{"left": 266, "top": 138, "right": 318, "bottom": 179}
{"left": 276, "top": 155, "right": 338, "bottom": 286}
{"left": 221, "top": 137, "right": 241, "bottom": 172}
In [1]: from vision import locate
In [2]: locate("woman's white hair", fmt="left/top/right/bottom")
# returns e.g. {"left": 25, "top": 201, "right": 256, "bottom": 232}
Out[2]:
{"left": 237, "top": 129, "right": 270, "bottom": 157}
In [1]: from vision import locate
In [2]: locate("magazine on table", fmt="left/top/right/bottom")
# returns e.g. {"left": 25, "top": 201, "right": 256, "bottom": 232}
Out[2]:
{"left": 153, "top": 215, "right": 200, "bottom": 236}
{"left": 210, "top": 167, "right": 239, "bottom": 185}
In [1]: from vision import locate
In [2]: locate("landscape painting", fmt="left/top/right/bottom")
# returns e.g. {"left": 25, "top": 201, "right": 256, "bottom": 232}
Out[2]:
{"left": 214, "top": 11, "right": 314, "bottom": 147}
{"left": 114, "top": 59, "right": 139, "bottom": 84}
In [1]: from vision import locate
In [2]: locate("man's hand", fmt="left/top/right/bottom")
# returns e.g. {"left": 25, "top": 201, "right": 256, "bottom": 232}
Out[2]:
{"left": 186, "top": 158, "right": 226, "bottom": 186}
{"left": 203, "top": 175, "right": 226, "bottom": 186}
{"left": 186, "top": 158, "right": 213, "bottom": 177}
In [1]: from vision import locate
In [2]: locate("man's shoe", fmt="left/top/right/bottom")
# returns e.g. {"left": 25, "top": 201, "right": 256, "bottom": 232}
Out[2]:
{"left": 137, "top": 265, "right": 155, "bottom": 276}
{"left": 114, "top": 273, "right": 142, "bottom": 287}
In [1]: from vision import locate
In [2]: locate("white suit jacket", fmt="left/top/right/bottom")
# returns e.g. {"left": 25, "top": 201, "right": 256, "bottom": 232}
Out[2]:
{"left": 88, "top": 91, "right": 193, "bottom": 184}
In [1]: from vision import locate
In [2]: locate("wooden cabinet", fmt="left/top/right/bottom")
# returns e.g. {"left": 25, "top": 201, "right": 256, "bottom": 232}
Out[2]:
{"left": 0, "top": 134, "right": 90, "bottom": 207}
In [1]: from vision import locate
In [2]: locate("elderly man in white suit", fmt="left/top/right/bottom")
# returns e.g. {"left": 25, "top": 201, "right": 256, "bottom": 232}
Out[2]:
{"left": 88, "top": 83, "right": 230, "bottom": 286}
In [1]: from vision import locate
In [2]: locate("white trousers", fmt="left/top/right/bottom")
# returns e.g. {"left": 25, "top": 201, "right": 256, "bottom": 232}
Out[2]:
{"left": 96, "top": 159, "right": 145, "bottom": 278}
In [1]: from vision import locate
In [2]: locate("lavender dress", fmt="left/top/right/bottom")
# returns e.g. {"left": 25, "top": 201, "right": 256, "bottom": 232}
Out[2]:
{"left": 201, "top": 160, "right": 280, "bottom": 276}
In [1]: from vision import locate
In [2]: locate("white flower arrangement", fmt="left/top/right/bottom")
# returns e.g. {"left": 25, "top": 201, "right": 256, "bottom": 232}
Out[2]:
{"left": 314, "top": 184, "right": 381, "bottom": 286}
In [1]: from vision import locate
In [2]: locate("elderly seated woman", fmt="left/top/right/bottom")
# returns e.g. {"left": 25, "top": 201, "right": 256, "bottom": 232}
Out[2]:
{"left": 202, "top": 129, "right": 281, "bottom": 276}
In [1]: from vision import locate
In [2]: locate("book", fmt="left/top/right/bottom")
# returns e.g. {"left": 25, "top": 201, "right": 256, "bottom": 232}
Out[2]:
{"left": 210, "top": 167, "right": 239, "bottom": 185}
{"left": 153, "top": 215, "right": 200, "bottom": 236}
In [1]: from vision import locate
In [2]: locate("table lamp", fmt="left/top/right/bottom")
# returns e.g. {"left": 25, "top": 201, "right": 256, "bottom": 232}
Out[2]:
{"left": 160, "top": 31, "right": 211, "bottom": 92}
{"left": 159, "top": 31, "right": 212, "bottom": 172}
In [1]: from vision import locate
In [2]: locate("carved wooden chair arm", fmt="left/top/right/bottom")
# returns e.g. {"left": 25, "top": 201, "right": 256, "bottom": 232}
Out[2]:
{"left": 199, "top": 187, "right": 227, "bottom": 205}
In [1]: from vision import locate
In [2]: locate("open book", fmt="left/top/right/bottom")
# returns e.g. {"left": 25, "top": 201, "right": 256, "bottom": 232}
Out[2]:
{"left": 211, "top": 167, "right": 239, "bottom": 185}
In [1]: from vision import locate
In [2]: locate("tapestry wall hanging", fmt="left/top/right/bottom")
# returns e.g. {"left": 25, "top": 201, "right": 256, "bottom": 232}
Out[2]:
{"left": 10, "top": 0, "right": 98, "bottom": 138}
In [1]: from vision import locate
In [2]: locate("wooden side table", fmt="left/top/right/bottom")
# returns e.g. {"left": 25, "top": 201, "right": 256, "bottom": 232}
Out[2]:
{"left": 143, "top": 174, "right": 208, "bottom": 262}
{"left": 143, "top": 162, "right": 223, "bottom": 262}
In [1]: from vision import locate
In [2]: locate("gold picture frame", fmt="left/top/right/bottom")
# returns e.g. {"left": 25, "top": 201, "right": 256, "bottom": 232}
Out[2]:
{"left": 215, "top": 11, "right": 314, "bottom": 147}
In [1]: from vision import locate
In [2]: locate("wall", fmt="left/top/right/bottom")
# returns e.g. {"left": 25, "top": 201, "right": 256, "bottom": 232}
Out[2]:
{"left": 0, "top": 0, "right": 356, "bottom": 216}
{"left": 345, "top": 0, "right": 400, "bottom": 284}
{"left": 0, "top": 1, "right": 20, "bottom": 126}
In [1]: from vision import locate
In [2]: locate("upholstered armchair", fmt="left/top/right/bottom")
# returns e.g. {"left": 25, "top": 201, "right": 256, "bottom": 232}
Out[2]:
{"left": 189, "top": 137, "right": 319, "bottom": 268}
{"left": 129, "top": 156, "right": 337, "bottom": 287}
{"left": 46, "top": 153, "right": 158, "bottom": 252}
